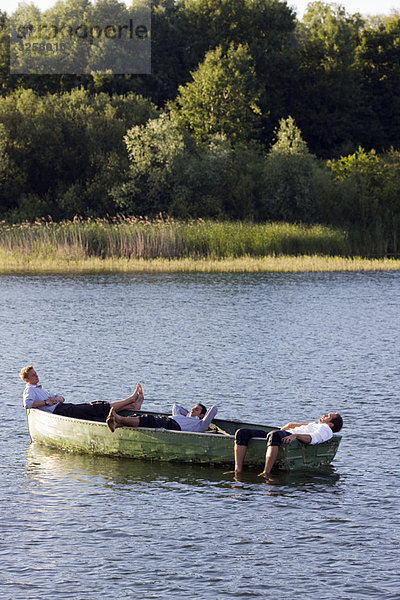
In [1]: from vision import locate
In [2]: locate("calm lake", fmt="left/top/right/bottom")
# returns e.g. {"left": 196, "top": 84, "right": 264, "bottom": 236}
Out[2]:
{"left": 1, "top": 271, "right": 399, "bottom": 599}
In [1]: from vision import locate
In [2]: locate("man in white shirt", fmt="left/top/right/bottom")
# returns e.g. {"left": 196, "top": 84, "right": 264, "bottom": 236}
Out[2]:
{"left": 234, "top": 413, "right": 343, "bottom": 476}
{"left": 106, "top": 402, "right": 217, "bottom": 433}
{"left": 20, "top": 365, "right": 144, "bottom": 422}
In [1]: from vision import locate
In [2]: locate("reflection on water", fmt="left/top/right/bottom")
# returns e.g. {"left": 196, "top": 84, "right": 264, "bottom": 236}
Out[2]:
{"left": 25, "top": 442, "right": 341, "bottom": 496}
{"left": 25, "top": 442, "right": 237, "bottom": 488}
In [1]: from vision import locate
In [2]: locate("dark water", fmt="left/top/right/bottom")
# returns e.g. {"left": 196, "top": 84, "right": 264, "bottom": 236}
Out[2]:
{"left": 1, "top": 271, "right": 399, "bottom": 599}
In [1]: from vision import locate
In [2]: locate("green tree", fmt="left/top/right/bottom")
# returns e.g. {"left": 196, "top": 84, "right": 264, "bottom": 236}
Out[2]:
{"left": 181, "top": 0, "right": 298, "bottom": 143}
{"left": 169, "top": 43, "right": 262, "bottom": 144}
{"left": 167, "top": 134, "right": 230, "bottom": 218}
{"left": 355, "top": 15, "right": 400, "bottom": 150}
{"left": 143, "top": 0, "right": 192, "bottom": 105}
{"left": 0, "top": 12, "right": 12, "bottom": 95}
{"left": 115, "top": 113, "right": 186, "bottom": 215}
{"left": 0, "top": 123, "right": 12, "bottom": 213}
{"left": 116, "top": 112, "right": 266, "bottom": 219}
{"left": 222, "top": 142, "right": 265, "bottom": 220}
{"left": 294, "top": 2, "right": 364, "bottom": 157}
{"left": 0, "top": 88, "right": 157, "bottom": 220}
{"left": 328, "top": 147, "right": 383, "bottom": 227}
{"left": 262, "top": 116, "right": 323, "bottom": 222}
{"left": 328, "top": 147, "right": 400, "bottom": 255}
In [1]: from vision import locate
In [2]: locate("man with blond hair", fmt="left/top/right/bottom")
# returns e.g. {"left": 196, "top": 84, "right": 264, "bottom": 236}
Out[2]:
{"left": 20, "top": 365, "right": 144, "bottom": 422}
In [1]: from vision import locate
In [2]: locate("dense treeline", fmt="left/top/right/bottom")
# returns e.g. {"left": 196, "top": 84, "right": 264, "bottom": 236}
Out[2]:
{"left": 0, "top": 0, "right": 400, "bottom": 256}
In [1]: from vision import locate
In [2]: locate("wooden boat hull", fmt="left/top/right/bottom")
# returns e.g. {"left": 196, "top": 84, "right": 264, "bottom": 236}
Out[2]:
{"left": 26, "top": 409, "right": 341, "bottom": 471}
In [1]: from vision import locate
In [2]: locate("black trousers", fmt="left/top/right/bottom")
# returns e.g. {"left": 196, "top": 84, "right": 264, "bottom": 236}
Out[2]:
{"left": 235, "top": 428, "right": 291, "bottom": 447}
{"left": 137, "top": 414, "right": 181, "bottom": 430}
{"left": 53, "top": 402, "right": 111, "bottom": 422}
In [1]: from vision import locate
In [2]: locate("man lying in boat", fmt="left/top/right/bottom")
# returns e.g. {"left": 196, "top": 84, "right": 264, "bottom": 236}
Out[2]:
{"left": 20, "top": 365, "right": 144, "bottom": 422}
{"left": 234, "top": 412, "right": 343, "bottom": 477}
{"left": 106, "top": 402, "right": 218, "bottom": 433}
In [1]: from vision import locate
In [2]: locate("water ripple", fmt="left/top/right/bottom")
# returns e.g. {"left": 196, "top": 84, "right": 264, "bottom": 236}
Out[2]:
{"left": 1, "top": 271, "right": 399, "bottom": 599}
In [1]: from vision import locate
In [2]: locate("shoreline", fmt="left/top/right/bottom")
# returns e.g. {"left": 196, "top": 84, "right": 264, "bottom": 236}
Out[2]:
{"left": 1, "top": 254, "right": 400, "bottom": 274}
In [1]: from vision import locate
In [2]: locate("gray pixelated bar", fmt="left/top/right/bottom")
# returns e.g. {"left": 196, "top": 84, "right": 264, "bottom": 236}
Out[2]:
{"left": 10, "top": 1, "right": 151, "bottom": 74}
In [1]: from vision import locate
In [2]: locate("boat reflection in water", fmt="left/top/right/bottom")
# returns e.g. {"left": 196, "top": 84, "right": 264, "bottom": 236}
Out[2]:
{"left": 25, "top": 441, "right": 341, "bottom": 495}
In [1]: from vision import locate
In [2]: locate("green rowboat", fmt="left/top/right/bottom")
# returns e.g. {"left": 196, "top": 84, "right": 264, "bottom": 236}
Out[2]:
{"left": 26, "top": 408, "right": 341, "bottom": 471}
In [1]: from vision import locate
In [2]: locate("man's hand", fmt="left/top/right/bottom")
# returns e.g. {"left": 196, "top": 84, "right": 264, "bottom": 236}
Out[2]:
{"left": 49, "top": 395, "right": 64, "bottom": 404}
{"left": 282, "top": 434, "right": 297, "bottom": 444}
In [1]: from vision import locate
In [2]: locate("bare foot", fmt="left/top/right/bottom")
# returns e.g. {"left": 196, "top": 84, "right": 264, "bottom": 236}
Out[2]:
{"left": 106, "top": 408, "right": 116, "bottom": 432}
{"left": 120, "top": 384, "right": 144, "bottom": 411}
{"left": 135, "top": 384, "right": 144, "bottom": 410}
{"left": 128, "top": 383, "right": 141, "bottom": 401}
{"left": 258, "top": 472, "right": 277, "bottom": 483}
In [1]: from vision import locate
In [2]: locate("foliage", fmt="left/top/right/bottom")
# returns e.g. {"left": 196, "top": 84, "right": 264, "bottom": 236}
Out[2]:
{"left": 0, "top": 88, "right": 157, "bottom": 219}
{"left": 293, "top": 2, "right": 365, "bottom": 157}
{"left": 262, "top": 117, "right": 324, "bottom": 223}
{"left": 114, "top": 113, "right": 187, "bottom": 216}
{"left": 118, "top": 113, "right": 265, "bottom": 219}
{"left": 169, "top": 43, "right": 262, "bottom": 144}
{"left": 180, "top": 0, "right": 298, "bottom": 141}
{"left": 9, "top": 0, "right": 150, "bottom": 76}
{"left": 355, "top": 15, "right": 400, "bottom": 150}
{"left": 0, "top": 1, "right": 399, "bottom": 258}
{"left": 328, "top": 147, "right": 400, "bottom": 255}
{"left": 0, "top": 0, "right": 399, "bottom": 156}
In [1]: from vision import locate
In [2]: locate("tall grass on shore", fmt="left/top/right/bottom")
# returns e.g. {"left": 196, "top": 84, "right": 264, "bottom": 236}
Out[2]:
{"left": 1, "top": 253, "right": 399, "bottom": 274}
{"left": 1, "top": 216, "right": 399, "bottom": 273}
{"left": 0, "top": 216, "right": 350, "bottom": 260}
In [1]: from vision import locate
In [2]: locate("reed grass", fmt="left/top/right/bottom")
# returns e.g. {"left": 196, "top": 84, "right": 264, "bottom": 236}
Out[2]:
{"left": 1, "top": 251, "right": 399, "bottom": 273}
{"left": 0, "top": 216, "right": 349, "bottom": 257}
{"left": 0, "top": 217, "right": 399, "bottom": 273}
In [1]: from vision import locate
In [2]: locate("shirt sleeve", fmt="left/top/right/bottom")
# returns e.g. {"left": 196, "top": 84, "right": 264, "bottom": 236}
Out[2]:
{"left": 172, "top": 404, "right": 189, "bottom": 417}
{"left": 22, "top": 385, "right": 52, "bottom": 409}
{"left": 23, "top": 387, "right": 38, "bottom": 409}
{"left": 198, "top": 406, "right": 218, "bottom": 432}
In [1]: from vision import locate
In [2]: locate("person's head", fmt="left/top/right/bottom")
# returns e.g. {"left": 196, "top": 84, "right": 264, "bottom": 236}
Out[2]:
{"left": 19, "top": 366, "right": 39, "bottom": 385}
{"left": 319, "top": 412, "right": 343, "bottom": 433}
{"left": 189, "top": 403, "right": 207, "bottom": 419}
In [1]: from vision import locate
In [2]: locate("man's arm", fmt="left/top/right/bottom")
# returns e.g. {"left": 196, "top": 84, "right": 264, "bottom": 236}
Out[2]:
{"left": 31, "top": 396, "right": 61, "bottom": 408}
{"left": 23, "top": 387, "right": 64, "bottom": 409}
{"left": 282, "top": 433, "right": 312, "bottom": 444}
{"left": 198, "top": 406, "right": 218, "bottom": 432}
{"left": 281, "top": 422, "right": 308, "bottom": 430}
{"left": 171, "top": 403, "right": 188, "bottom": 417}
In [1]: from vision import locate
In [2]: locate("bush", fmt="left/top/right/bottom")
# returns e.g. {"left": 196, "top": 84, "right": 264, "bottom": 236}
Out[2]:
{"left": 328, "top": 147, "right": 400, "bottom": 256}
{"left": 0, "top": 88, "right": 157, "bottom": 220}
{"left": 261, "top": 117, "right": 323, "bottom": 223}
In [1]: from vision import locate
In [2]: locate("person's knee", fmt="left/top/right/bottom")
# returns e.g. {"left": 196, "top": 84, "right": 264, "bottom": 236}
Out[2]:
{"left": 235, "top": 428, "right": 252, "bottom": 446}
{"left": 266, "top": 430, "right": 282, "bottom": 446}
{"left": 235, "top": 428, "right": 267, "bottom": 446}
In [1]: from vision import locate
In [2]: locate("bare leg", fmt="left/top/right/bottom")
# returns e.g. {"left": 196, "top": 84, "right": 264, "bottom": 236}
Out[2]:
{"left": 234, "top": 444, "right": 248, "bottom": 473}
{"left": 106, "top": 407, "right": 140, "bottom": 432}
{"left": 259, "top": 446, "right": 279, "bottom": 477}
{"left": 109, "top": 384, "right": 144, "bottom": 412}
